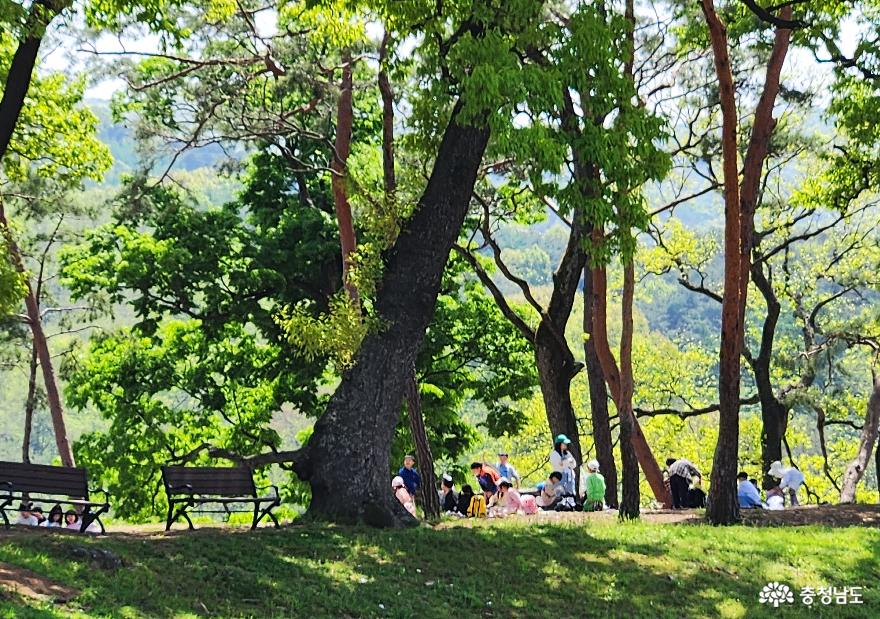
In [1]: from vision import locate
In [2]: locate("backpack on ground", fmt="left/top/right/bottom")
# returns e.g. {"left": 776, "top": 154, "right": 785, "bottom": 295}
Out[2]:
{"left": 467, "top": 493, "right": 487, "bottom": 517}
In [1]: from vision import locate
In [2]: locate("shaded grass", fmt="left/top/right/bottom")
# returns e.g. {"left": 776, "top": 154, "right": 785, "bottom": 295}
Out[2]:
{"left": 1, "top": 519, "right": 878, "bottom": 618}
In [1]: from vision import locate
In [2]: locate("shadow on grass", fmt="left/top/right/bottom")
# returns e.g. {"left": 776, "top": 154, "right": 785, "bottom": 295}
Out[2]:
{"left": 0, "top": 520, "right": 878, "bottom": 619}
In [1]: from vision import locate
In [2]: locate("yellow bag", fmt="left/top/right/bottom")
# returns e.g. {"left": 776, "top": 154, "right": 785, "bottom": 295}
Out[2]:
{"left": 467, "top": 493, "right": 487, "bottom": 518}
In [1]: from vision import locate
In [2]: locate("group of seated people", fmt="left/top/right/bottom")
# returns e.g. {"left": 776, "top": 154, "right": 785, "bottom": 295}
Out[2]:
{"left": 392, "top": 450, "right": 609, "bottom": 519}
{"left": 13, "top": 501, "right": 96, "bottom": 532}
{"left": 737, "top": 460, "right": 805, "bottom": 509}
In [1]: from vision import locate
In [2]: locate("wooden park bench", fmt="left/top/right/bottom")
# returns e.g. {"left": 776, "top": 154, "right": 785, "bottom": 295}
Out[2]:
{"left": 0, "top": 461, "right": 110, "bottom": 533}
{"left": 161, "top": 466, "right": 281, "bottom": 531}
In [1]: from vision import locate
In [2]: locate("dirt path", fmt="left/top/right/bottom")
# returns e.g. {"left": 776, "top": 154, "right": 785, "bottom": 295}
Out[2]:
{"left": 0, "top": 562, "right": 79, "bottom": 603}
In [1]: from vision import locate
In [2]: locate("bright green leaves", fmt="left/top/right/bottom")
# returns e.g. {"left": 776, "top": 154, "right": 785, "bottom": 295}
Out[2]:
{"left": 0, "top": 228, "right": 25, "bottom": 316}
{"left": 0, "top": 34, "right": 111, "bottom": 184}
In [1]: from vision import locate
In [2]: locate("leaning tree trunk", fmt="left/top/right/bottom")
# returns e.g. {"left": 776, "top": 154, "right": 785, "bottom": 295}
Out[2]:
{"left": 22, "top": 342, "right": 39, "bottom": 463}
{"left": 0, "top": 203, "right": 75, "bottom": 467}
{"left": 583, "top": 264, "right": 617, "bottom": 507}
{"left": 591, "top": 260, "right": 671, "bottom": 507}
{"left": 405, "top": 367, "right": 440, "bottom": 519}
{"left": 292, "top": 103, "right": 490, "bottom": 526}
{"left": 840, "top": 371, "right": 880, "bottom": 503}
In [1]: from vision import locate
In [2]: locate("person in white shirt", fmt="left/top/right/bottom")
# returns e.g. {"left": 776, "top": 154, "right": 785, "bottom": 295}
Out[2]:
{"left": 666, "top": 458, "right": 701, "bottom": 509}
{"left": 14, "top": 503, "right": 38, "bottom": 526}
{"left": 42, "top": 504, "right": 64, "bottom": 528}
{"left": 768, "top": 460, "right": 805, "bottom": 506}
{"left": 549, "top": 435, "right": 577, "bottom": 495}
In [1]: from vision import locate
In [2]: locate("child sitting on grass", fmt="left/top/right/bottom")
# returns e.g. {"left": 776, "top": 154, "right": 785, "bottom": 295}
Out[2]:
{"left": 488, "top": 478, "right": 522, "bottom": 517}
{"left": 537, "top": 472, "right": 564, "bottom": 510}
{"left": 392, "top": 476, "right": 417, "bottom": 517}
{"left": 584, "top": 460, "right": 606, "bottom": 512}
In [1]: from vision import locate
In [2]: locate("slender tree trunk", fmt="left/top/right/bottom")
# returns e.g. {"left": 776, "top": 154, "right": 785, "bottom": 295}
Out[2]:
{"left": 750, "top": 263, "right": 787, "bottom": 484}
{"left": 618, "top": 261, "right": 640, "bottom": 518}
{"left": 331, "top": 50, "right": 358, "bottom": 302}
{"left": 22, "top": 342, "right": 39, "bottom": 463}
{"left": 701, "top": 1, "right": 792, "bottom": 524}
{"left": 840, "top": 371, "right": 880, "bottom": 503}
{"left": 0, "top": 202, "right": 75, "bottom": 467}
{"left": 292, "top": 103, "right": 490, "bottom": 526}
{"left": 591, "top": 258, "right": 671, "bottom": 508}
{"left": 583, "top": 265, "right": 617, "bottom": 507}
{"left": 378, "top": 32, "right": 396, "bottom": 198}
{"left": 405, "top": 367, "right": 440, "bottom": 519}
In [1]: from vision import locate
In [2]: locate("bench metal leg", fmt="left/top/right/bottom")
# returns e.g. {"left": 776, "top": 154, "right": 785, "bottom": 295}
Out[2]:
{"left": 80, "top": 505, "right": 109, "bottom": 534}
{"left": 252, "top": 501, "right": 281, "bottom": 529}
{"left": 166, "top": 501, "right": 195, "bottom": 531}
{"left": 0, "top": 495, "right": 11, "bottom": 529}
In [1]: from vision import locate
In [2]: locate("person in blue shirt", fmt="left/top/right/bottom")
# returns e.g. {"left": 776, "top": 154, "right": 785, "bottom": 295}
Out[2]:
{"left": 398, "top": 454, "right": 421, "bottom": 497}
{"left": 495, "top": 452, "right": 521, "bottom": 488}
{"left": 737, "top": 471, "right": 763, "bottom": 509}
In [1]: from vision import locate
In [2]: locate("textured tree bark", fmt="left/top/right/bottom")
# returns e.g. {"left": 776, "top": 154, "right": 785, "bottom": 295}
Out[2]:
{"left": 378, "top": 32, "right": 396, "bottom": 197}
{"left": 331, "top": 50, "right": 358, "bottom": 302}
{"left": 700, "top": 0, "right": 792, "bottom": 524}
{"left": 22, "top": 343, "right": 39, "bottom": 464}
{"left": 583, "top": 265, "right": 617, "bottom": 507}
{"left": 292, "top": 104, "right": 490, "bottom": 525}
{"left": 840, "top": 372, "right": 880, "bottom": 503}
{"left": 0, "top": 203, "right": 75, "bottom": 467}
{"left": 405, "top": 367, "right": 440, "bottom": 519}
{"left": 591, "top": 257, "right": 671, "bottom": 508}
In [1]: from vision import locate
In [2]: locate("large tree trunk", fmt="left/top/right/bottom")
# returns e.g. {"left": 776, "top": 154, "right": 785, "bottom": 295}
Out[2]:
{"left": 0, "top": 203, "right": 75, "bottom": 467}
{"left": 591, "top": 259, "right": 671, "bottom": 507}
{"left": 701, "top": 0, "right": 792, "bottom": 524}
{"left": 331, "top": 50, "right": 358, "bottom": 302}
{"left": 583, "top": 265, "right": 617, "bottom": 507}
{"left": 405, "top": 367, "right": 440, "bottom": 519}
{"left": 22, "top": 342, "right": 39, "bottom": 463}
{"left": 292, "top": 104, "right": 490, "bottom": 525}
{"left": 840, "top": 371, "right": 880, "bottom": 503}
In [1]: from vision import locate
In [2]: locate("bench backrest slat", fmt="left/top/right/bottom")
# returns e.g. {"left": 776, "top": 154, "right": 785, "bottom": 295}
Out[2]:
{"left": 161, "top": 466, "right": 256, "bottom": 497}
{"left": 0, "top": 461, "right": 89, "bottom": 498}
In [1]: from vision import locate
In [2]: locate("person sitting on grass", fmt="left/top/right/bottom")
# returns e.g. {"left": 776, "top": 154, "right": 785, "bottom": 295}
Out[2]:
{"left": 768, "top": 460, "right": 805, "bottom": 507}
{"left": 470, "top": 462, "right": 499, "bottom": 500}
{"left": 737, "top": 472, "right": 763, "bottom": 509}
{"left": 584, "top": 460, "right": 606, "bottom": 512}
{"left": 392, "top": 476, "right": 417, "bottom": 517}
{"left": 14, "top": 503, "right": 38, "bottom": 526}
{"left": 440, "top": 474, "right": 458, "bottom": 513}
{"left": 488, "top": 478, "right": 522, "bottom": 517}
{"left": 687, "top": 476, "right": 707, "bottom": 509}
{"left": 64, "top": 510, "right": 80, "bottom": 530}
{"left": 765, "top": 483, "right": 785, "bottom": 510}
{"left": 457, "top": 484, "right": 475, "bottom": 517}
{"left": 398, "top": 455, "right": 421, "bottom": 499}
{"left": 31, "top": 506, "right": 45, "bottom": 525}
{"left": 537, "top": 472, "right": 564, "bottom": 510}
{"left": 42, "top": 504, "right": 64, "bottom": 528}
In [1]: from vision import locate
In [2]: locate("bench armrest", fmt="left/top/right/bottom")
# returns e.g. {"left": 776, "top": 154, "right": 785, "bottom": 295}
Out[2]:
{"left": 256, "top": 484, "right": 281, "bottom": 500}
{"left": 0, "top": 480, "right": 12, "bottom": 496}
{"left": 166, "top": 483, "right": 195, "bottom": 496}
{"left": 90, "top": 486, "right": 111, "bottom": 505}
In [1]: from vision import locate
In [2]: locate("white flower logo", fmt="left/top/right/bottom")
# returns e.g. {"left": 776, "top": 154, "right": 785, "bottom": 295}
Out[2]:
{"left": 759, "top": 582, "right": 794, "bottom": 607}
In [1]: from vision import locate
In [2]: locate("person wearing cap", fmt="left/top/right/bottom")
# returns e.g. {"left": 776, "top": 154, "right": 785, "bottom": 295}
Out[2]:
{"left": 584, "top": 460, "right": 606, "bottom": 512}
{"left": 439, "top": 474, "right": 458, "bottom": 513}
{"left": 549, "top": 434, "right": 577, "bottom": 495}
{"left": 398, "top": 454, "right": 421, "bottom": 498}
{"left": 495, "top": 452, "right": 521, "bottom": 489}
{"left": 488, "top": 478, "right": 523, "bottom": 517}
{"left": 392, "top": 476, "right": 417, "bottom": 517}
{"left": 14, "top": 502, "right": 38, "bottom": 526}
{"left": 768, "top": 460, "right": 805, "bottom": 506}
{"left": 665, "top": 457, "right": 700, "bottom": 509}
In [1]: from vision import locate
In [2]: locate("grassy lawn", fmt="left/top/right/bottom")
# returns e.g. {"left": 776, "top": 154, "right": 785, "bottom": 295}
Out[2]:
{"left": 1, "top": 518, "right": 878, "bottom": 618}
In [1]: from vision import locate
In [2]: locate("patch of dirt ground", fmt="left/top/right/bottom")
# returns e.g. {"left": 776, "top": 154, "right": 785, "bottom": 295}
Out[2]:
{"left": 0, "top": 562, "right": 79, "bottom": 603}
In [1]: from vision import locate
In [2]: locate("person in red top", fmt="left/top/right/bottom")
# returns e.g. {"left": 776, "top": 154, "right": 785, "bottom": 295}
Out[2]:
{"left": 470, "top": 462, "right": 500, "bottom": 500}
